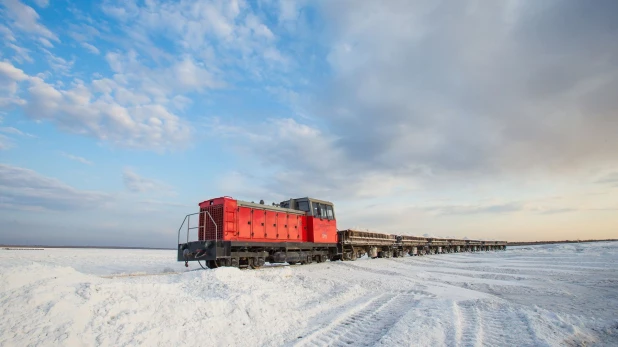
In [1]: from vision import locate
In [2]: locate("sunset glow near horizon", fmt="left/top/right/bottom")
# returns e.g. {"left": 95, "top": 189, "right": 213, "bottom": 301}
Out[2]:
{"left": 1, "top": 0, "right": 617, "bottom": 247}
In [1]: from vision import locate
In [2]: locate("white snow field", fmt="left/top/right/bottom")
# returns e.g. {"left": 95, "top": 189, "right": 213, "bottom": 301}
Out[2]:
{"left": 1, "top": 242, "right": 617, "bottom": 347}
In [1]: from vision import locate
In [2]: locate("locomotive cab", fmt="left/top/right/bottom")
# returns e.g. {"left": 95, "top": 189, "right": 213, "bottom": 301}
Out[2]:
{"left": 279, "top": 197, "right": 336, "bottom": 220}
{"left": 280, "top": 197, "right": 338, "bottom": 243}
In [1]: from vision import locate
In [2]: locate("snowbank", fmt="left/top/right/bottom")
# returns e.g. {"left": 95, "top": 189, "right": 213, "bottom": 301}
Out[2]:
{"left": 1, "top": 243, "right": 617, "bottom": 346}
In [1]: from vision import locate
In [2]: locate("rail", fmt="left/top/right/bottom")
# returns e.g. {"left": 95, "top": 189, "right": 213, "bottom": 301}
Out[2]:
{"left": 177, "top": 211, "right": 218, "bottom": 245}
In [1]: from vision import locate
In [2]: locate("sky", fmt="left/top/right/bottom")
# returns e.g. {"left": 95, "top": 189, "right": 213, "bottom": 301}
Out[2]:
{"left": 0, "top": 0, "right": 617, "bottom": 247}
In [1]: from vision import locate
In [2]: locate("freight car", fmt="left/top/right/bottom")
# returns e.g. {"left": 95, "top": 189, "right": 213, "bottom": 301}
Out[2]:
{"left": 177, "top": 196, "right": 507, "bottom": 269}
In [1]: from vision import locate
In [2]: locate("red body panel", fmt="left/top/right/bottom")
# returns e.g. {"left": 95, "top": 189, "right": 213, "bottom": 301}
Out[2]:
{"left": 307, "top": 217, "right": 338, "bottom": 243}
{"left": 198, "top": 197, "right": 336, "bottom": 243}
{"left": 237, "top": 207, "right": 251, "bottom": 239}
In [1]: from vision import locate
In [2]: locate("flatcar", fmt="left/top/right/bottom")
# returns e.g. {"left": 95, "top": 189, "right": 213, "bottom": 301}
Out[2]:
{"left": 177, "top": 196, "right": 507, "bottom": 269}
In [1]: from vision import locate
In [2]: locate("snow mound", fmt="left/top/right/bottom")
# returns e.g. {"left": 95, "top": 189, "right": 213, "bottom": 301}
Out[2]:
{"left": 1, "top": 242, "right": 617, "bottom": 346}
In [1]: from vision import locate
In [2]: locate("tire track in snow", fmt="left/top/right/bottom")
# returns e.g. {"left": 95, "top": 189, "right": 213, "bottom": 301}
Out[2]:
{"left": 293, "top": 291, "right": 430, "bottom": 347}
{"left": 456, "top": 301, "right": 483, "bottom": 347}
{"left": 384, "top": 258, "right": 537, "bottom": 282}
{"left": 454, "top": 301, "right": 540, "bottom": 347}
{"left": 335, "top": 261, "right": 407, "bottom": 278}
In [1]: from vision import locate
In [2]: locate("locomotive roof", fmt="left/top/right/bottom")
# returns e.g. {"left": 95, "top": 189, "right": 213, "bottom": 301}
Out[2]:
{"left": 293, "top": 197, "right": 335, "bottom": 205}
{"left": 237, "top": 200, "right": 306, "bottom": 215}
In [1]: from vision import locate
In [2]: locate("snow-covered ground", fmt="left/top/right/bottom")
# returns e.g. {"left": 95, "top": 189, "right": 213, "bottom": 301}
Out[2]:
{"left": 1, "top": 242, "right": 617, "bottom": 346}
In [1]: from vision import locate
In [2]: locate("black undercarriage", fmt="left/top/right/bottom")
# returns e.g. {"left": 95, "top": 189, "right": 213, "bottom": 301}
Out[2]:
{"left": 178, "top": 239, "right": 506, "bottom": 269}
{"left": 178, "top": 241, "right": 339, "bottom": 269}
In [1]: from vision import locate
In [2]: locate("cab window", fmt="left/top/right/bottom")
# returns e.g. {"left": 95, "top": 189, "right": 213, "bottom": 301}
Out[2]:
{"left": 297, "top": 201, "right": 310, "bottom": 212}
{"left": 326, "top": 205, "right": 334, "bottom": 219}
{"left": 313, "top": 202, "right": 321, "bottom": 217}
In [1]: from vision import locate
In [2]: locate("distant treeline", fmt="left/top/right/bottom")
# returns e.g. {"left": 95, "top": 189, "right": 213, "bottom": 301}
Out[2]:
{"left": 507, "top": 239, "right": 618, "bottom": 246}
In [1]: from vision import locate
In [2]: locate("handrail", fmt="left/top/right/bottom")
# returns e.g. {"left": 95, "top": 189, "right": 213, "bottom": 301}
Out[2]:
{"left": 176, "top": 211, "right": 218, "bottom": 245}
{"left": 177, "top": 214, "right": 189, "bottom": 245}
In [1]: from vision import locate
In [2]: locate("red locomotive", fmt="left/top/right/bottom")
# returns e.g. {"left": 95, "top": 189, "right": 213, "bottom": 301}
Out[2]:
{"left": 178, "top": 196, "right": 340, "bottom": 268}
{"left": 177, "top": 196, "right": 507, "bottom": 269}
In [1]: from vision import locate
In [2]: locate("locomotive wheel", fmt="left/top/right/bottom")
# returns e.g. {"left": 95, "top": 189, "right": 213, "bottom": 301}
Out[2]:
{"left": 350, "top": 252, "right": 358, "bottom": 261}
{"left": 249, "top": 258, "right": 262, "bottom": 269}
{"left": 231, "top": 258, "right": 239, "bottom": 268}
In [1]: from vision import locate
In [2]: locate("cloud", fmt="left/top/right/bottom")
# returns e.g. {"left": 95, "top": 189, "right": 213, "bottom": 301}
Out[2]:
{"left": 33, "top": 0, "right": 48, "bottom": 8}
{"left": 81, "top": 42, "right": 100, "bottom": 55}
{"left": 0, "top": 163, "right": 110, "bottom": 211}
{"left": 538, "top": 208, "right": 577, "bottom": 215}
{"left": 0, "top": 133, "right": 13, "bottom": 150}
{"left": 100, "top": 0, "right": 287, "bottom": 73}
{"left": 139, "top": 199, "right": 190, "bottom": 208}
{"left": 208, "top": 0, "right": 618, "bottom": 203}
{"left": 43, "top": 49, "right": 74, "bottom": 74}
{"left": 0, "top": 126, "right": 34, "bottom": 149}
{"left": 207, "top": 117, "right": 422, "bottom": 201}
{"left": 425, "top": 203, "right": 524, "bottom": 216}
{"left": 423, "top": 198, "right": 613, "bottom": 216}
{"left": 0, "top": 126, "right": 35, "bottom": 137}
{"left": 0, "top": 60, "right": 28, "bottom": 81}
{"left": 596, "top": 172, "right": 618, "bottom": 187}
{"left": 103, "top": 52, "right": 222, "bottom": 93}
{"left": 60, "top": 152, "right": 93, "bottom": 165}
{"left": 6, "top": 43, "right": 32, "bottom": 63}
{"left": 67, "top": 22, "right": 101, "bottom": 45}
{"left": 312, "top": 0, "right": 618, "bottom": 176}
{"left": 136, "top": 199, "right": 192, "bottom": 214}
{"left": 0, "top": 60, "right": 29, "bottom": 107}
{"left": 122, "top": 168, "right": 172, "bottom": 193}
{"left": 2, "top": 0, "right": 295, "bottom": 152}
{"left": 0, "top": 0, "right": 59, "bottom": 45}
{"left": 0, "top": 60, "right": 193, "bottom": 150}
{"left": 0, "top": 24, "right": 15, "bottom": 41}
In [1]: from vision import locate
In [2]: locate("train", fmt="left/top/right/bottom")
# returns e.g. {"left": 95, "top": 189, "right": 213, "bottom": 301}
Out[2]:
{"left": 177, "top": 196, "right": 507, "bottom": 269}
